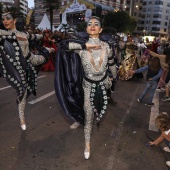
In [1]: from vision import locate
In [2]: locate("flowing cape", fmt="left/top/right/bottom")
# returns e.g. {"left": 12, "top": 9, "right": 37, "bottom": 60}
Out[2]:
{"left": 54, "top": 39, "right": 85, "bottom": 124}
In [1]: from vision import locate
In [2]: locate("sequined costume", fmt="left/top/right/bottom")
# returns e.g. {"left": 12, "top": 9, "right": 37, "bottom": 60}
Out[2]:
{"left": 55, "top": 38, "right": 117, "bottom": 143}
{"left": 119, "top": 41, "right": 138, "bottom": 80}
{"left": 0, "top": 29, "right": 49, "bottom": 123}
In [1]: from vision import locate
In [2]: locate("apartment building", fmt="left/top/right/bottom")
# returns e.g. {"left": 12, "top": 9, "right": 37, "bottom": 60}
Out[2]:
{"left": 0, "top": 0, "right": 28, "bottom": 17}
{"left": 0, "top": 0, "right": 14, "bottom": 8}
{"left": 141, "top": 0, "right": 170, "bottom": 39}
{"left": 14, "top": 0, "right": 28, "bottom": 16}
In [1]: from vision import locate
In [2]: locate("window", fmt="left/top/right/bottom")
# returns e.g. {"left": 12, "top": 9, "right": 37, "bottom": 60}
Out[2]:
{"left": 152, "top": 21, "right": 161, "bottom": 24}
{"left": 153, "top": 14, "right": 162, "bottom": 18}
{"left": 152, "top": 27, "right": 160, "bottom": 31}
{"left": 155, "top": 1, "right": 163, "bottom": 5}
{"left": 154, "top": 7, "right": 163, "bottom": 12}
{"left": 166, "top": 9, "right": 169, "bottom": 14}
{"left": 164, "top": 28, "right": 167, "bottom": 32}
{"left": 165, "top": 22, "right": 167, "bottom": 26}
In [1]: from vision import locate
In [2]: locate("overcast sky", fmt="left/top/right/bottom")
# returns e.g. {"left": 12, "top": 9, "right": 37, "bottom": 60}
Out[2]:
{"left": 28, "top": 0, "right": 34, "bottom": 8}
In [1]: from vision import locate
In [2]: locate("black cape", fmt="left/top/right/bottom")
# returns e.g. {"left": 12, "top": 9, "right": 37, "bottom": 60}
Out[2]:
{"left": 54, "top": 39, "right": 85, "bottom": 124}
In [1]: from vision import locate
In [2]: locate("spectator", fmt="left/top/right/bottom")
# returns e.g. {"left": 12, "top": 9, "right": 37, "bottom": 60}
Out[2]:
{"left": 149, "top": 113, "right": 170, "bottom": 167}
{"left": 131, "top": 57, "right": 162, "bottom": 106}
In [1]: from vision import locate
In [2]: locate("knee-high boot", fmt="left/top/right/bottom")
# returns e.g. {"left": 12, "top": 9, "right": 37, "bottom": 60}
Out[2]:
{"left": 18, "top": 89, "right": 27, "bottom": 130}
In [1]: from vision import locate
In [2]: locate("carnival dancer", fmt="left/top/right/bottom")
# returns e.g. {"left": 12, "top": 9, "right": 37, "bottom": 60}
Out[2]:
{"left": 0, "top": 10, "right": 54, "bottom": 130}
{"left": 119, "top": 34, "right": 143, "bottom": 80}
{"left": 55, "top": 16, "right": 117, "bottom": 159}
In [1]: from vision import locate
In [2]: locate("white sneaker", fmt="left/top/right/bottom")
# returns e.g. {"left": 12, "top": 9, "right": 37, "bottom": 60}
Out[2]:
{"left": 163, "top": 147, "right": 170, "bottom": 153}
{"left": 166, "top": 161, "right": 170, "bottom": 166}
{"left": 70, "top": 122, "right": 80, "bottom": 129}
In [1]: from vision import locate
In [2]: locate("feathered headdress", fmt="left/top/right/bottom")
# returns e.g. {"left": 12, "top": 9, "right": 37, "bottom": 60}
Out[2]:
{"left": 2, "top": 5, "right": 18, "bottom": 19}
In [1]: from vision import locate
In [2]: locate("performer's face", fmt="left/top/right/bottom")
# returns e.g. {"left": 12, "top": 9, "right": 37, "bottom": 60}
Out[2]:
{"left": 2, "top": 13, "right": 16, "bottom": 30}
{"left": 86, "top": 18, "right": 103, "bottom": 38}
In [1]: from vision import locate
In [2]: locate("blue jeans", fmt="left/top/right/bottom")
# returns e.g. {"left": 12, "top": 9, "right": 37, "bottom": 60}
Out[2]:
{"left": 164, "top": 138, "right": 170, "bottom": 148}
{"left": 139, "top": 80, "right": 158, "bottom": 104}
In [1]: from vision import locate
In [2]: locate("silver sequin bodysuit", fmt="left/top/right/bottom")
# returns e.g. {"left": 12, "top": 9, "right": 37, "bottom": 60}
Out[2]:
{"left": 0, "top": 29, "right": 45, "bottom": 120}
{"left": 69, "top": 38, "right": 117, "bottom": 143}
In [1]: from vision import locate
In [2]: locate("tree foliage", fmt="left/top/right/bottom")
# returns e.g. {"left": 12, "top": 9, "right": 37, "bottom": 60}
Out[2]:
{"left": 76, "top": 21, "right": 87, "bottom": 32}
{"left": 103, "top": 11, "right": 137, "bottom": 34}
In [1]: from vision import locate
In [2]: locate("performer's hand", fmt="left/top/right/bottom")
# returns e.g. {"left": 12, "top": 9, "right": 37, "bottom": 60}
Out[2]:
{"left": 148, "top": 141, "right": 155, "bottom": 146}
{"left": 17, "top": 36, "right": 27, "bottom": 41}
{"left": 49, "top": 48, "right": 55, "bottom": 53}
{"left": 85, "top": 43, "right": 101, "bottom": 52}
{"left": 129, "top": 70, "right": 135, "bottom": 74}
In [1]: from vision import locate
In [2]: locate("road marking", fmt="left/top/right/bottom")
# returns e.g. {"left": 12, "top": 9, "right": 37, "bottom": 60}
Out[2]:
{"left": 28, "top": 91, "right": 55, "bottom": 104}
{"left": 149, "top": 91, "right": 159, "bottom": 132}
{"left": 0, "top": 86, "right": 11, "bottom": 91}
{"left": 0, "top": 75, "right": 46, "bottom": 91}
{"left": 38, "top": 75, "right": 46, "bottom": 79}
{"left": 107, "top": 87, "right": 139, "bottom": 170}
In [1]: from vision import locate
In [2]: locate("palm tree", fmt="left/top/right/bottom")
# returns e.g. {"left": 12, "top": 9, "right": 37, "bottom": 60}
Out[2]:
{"left": 43, "top": 0, "right": 61, "bottom": 31}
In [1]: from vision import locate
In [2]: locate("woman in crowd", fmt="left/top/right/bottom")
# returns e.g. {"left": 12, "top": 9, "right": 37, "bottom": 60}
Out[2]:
{"left": 41, "top": 30, "right": 57, "bottom": 71}
{"left": 55, "top": 16, "right": 117, "bottom": 159}
{"left": 149, "top": 45, "right": 170, "bottom": 91}
{"left": 0, "top": 10, "right": 54, "bottom": 130}
{"left": 130, "top": 56, "right": 162, "bottom": 106}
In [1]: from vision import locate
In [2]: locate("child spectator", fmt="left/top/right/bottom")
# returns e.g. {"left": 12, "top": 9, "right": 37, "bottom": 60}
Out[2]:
{"left": 149, "top": 113, "right": 170, "bottom": 167}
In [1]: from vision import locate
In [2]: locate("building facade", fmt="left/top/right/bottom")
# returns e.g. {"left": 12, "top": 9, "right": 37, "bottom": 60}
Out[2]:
{"left": 16, "top": 0, "right": 28, "bottom": 16}
{"left": 0, "top": 0, "right": 14, "bottom": 8}
{"left": 33, "top": 0, "right": 170, "bottom": 40}
{"left": 0, "top": 0, "right": 28, "bottom": 16}
{"left": 141, "top": 0, "right": 170, "bottom": 40}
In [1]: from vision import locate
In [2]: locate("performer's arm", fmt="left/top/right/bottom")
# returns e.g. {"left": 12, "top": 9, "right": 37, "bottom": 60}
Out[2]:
{"left": 29, "top": 47, "right": 54, "bottom": 66}
{"left": 149, "top": 51, "right": 165, "bottom": 59}
{"left": 27, "top": 32, "right": 43, "bottom": 41}
{"left": 0, "top": 29, "right": 12, "bottom": 36}
{"left": 68, "top": 42, "right": 86, "bottom": 50}
{"left": 106, "top": 43, "right": 117, "bottom": 79}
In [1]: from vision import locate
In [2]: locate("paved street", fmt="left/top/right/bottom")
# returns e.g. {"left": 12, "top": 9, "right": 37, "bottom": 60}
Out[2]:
{"left": 0, "top": 71, "right": 170, "bottom": 170}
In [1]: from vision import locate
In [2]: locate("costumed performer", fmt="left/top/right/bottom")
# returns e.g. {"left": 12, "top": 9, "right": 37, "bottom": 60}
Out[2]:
{"left": 119, "top": 34, "right": 143, "bottom": 80}
{"left": 0, "top": 10, "right": 54, "bottom": 130}
{"left": 55, "top": 16, "right": 117, "bottom": 159}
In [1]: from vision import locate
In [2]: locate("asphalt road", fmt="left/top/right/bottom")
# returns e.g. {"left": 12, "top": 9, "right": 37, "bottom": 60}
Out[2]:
{"left": 0, "top": 71, "right": 170, "bottom": 170}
